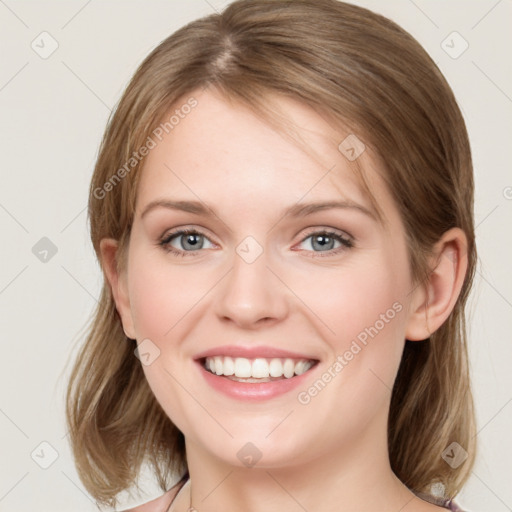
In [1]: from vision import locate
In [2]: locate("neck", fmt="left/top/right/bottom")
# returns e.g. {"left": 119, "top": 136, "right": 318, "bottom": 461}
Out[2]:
{"left": 178, "top": 419, "right": 415, "bottom": 512}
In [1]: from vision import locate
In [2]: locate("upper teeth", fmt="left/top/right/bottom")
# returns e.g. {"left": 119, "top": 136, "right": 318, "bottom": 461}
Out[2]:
{"left": 204, "top": 356, "right": 314, "bottom": 378}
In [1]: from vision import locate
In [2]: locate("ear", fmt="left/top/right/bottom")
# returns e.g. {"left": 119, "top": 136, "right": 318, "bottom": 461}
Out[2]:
{"left": 405, "top": 228, "right": 468, "bottom": 341}
{"left": 99, "top": 238, "right": 136, "bottom": 340}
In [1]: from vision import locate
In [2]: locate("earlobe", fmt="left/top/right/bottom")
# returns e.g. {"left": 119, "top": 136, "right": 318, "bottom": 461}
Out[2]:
{"left": 99, "top": 238, "right": 136, "bottom": 339}
{"left": 405, "top": 228, "right": 468, "bottom": 341}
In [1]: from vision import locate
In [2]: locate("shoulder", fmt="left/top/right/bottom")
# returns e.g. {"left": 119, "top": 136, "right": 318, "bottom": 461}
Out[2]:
{"left": 122, "top": 480, "right": 185, "bottom": 512}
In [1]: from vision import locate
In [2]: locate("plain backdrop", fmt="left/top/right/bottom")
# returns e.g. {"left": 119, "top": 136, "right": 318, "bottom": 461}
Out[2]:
{"left": 0, "top": 1, "right": 511, "bottom": 511}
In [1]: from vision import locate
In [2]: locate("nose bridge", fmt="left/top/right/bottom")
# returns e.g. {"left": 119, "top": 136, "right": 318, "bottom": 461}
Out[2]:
{"left": 214, "top": 237, "right": 288, "bottom": 327}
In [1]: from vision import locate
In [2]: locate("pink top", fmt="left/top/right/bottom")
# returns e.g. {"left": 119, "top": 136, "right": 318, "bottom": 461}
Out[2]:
{"left": 413, "top": 490, "right": 465, "bottom": 511}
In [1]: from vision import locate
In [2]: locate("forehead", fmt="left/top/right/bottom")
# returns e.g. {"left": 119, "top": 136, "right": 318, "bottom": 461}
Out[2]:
{"left": 135, "top": 88, "right": 394, "bottom": 223}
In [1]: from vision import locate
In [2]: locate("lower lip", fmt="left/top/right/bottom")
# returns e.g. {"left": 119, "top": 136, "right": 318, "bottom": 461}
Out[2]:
{"left": 195, "top": 360, "right": 318, "bottom": 401}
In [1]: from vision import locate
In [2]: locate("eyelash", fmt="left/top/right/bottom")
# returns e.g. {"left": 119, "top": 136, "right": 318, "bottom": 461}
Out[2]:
{"left": 158, "top": 228, "right": 354, "bottom": 258}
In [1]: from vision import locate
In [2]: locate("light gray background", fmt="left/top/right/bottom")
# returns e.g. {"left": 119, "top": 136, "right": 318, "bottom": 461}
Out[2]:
{"left": 0, "top": 1, "right": 511, "bottom": 511}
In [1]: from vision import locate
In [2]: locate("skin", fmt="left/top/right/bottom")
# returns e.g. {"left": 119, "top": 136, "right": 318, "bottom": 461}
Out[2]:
{"left": 101, "top": 88, "right": 468, "bottom": 512}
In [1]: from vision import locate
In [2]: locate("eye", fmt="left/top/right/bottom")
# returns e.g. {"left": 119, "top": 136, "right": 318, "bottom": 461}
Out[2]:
{"left": 296, "top": 229, "right": 353, "bottom": 257}
{"left": 158, "top": 227, "right": 354, "bottom": 258}
{"left": 159, "top": 228, "right": 215, "bottom": 256}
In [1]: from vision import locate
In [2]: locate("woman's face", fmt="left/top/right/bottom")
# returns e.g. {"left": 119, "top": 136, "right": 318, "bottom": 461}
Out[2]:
{"left": 115, "top": 88, "right": 421, "bottom": 469}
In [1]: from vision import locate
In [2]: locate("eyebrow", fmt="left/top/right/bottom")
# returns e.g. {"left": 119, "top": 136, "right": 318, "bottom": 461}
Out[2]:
{"left": 140, "top": 198, "right": 377, "bottom": 222}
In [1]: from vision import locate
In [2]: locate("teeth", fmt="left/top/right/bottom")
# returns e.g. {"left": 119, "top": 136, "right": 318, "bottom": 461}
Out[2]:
{"left": 283, "top": 359, "right": 295, "bottom": 378}
{"left": 269, "top": 358, "right": 283, "bottom": 377}
{"left": 214, "top": 356, "right": 223, "bottom": 375}
{"left": 203, "top": 356, "right": 315, "bottom": 379}
{"left": 295, "top": 360, "right": 308, "bottom": 375}
{"left": 223, "top": 356, "right": 235, "bottom": 376}
{"left": 235, "top": 358, "right": 252, "bottom": 378}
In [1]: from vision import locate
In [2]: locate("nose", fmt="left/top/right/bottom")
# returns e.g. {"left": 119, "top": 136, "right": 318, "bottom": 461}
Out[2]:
{"left": 214, "top": 246, "right": 290, "bottom": 329}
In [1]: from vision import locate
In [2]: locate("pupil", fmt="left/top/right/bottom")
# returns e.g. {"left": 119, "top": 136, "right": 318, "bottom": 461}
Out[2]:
{"left": 184, "top": 234, "right": 201, "bottom": 250}
{"left": 314, "top": 235, "right": 333, "bottom": 251}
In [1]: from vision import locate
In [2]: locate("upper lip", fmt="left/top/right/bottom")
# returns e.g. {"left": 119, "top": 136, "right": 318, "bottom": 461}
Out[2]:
{"left": 193, "top": 345, "right": 319, "bottom": 361}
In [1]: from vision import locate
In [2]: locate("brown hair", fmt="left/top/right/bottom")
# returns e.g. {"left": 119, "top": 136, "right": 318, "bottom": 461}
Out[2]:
{"left": 66, "top": 0, "right": 477, "bottom": 507}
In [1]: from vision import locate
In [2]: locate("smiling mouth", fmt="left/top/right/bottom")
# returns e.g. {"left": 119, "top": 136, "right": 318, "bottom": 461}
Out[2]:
{"left": 201, "top": 356, "right": 319, "bottom": 382}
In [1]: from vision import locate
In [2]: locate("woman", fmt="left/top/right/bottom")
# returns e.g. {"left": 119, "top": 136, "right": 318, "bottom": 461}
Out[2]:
{"left": 66, "top": 1, "right": 476, "bottom": 510}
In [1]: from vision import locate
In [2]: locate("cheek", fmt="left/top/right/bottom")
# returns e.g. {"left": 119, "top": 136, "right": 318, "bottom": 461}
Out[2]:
{"left": 125, "top": 249, "right": 205, "bottom": 428}
{"left": 296, "top": 269, "right": 407, "bottom": 423}
{"left": 127, "top": 249, "right": 210, "bottom": 341}
{"left": 294, "top": 258, "right": 407, "bottom": 349}
{"left": 294, "top": 256, "right": 409, "bottom": 401}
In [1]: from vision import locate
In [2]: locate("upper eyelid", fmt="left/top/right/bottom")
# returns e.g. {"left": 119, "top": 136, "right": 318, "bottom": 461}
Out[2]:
{"left": 161, "top": 226, "right": 216, "bottom": 241}
{"left": 300, "top": 226, "right": 353, "bottom": 241}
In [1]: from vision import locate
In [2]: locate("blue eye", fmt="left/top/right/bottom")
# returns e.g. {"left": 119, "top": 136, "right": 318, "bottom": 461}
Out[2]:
{"left": 297, "top": 230, "right": 353, "bottom": 256}
{"left": 159, "top": 229, "right": 214, "bottom": 256}
{"left": 158, "top": 228, "right": 354, "bottom": 258}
